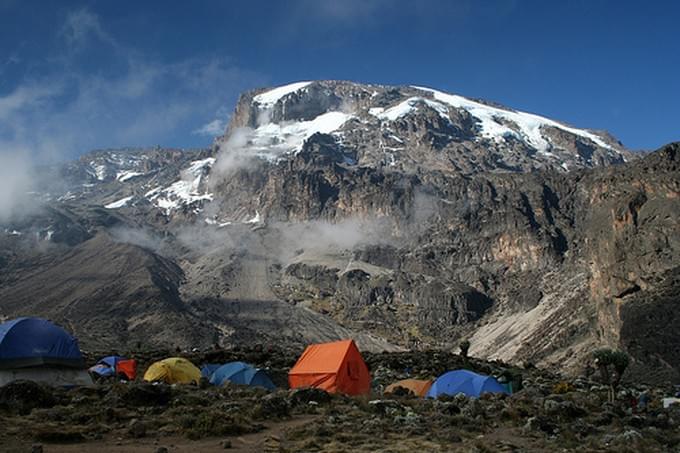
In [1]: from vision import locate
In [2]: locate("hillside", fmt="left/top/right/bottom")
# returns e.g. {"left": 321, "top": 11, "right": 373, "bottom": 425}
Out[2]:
{"left": 0, "top": 81, "right": 677, "bottom": 383}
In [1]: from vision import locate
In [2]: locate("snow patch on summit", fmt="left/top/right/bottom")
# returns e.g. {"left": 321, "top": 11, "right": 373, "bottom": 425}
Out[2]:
{"left": 374, "top": 97, "right": 450, "bottom": 122}
{"left": 412, "top": 86, "right": 615, "bottom": 153}
{"left": 253, "top": 81, "right": 312, "bottom": 108}
{"left": 219, "top": 111, "right": 354, "bottom": 165}
{"left": 215, "top": 82, "right": 352, "bottom": 165}
{"left": 249, "top": 111, "right": 353, "bottom": 160}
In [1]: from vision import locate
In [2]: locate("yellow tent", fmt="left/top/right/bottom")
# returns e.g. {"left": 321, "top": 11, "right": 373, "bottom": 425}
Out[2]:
{"left": 143, "top": 357, "right": 201, "bottom": 384}
{"left": 384, "top": 379, "right": 433, "bottom": 397}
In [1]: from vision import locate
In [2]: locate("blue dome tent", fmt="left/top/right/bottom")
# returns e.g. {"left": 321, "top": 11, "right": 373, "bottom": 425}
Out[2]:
{"left": 0, "top": 317, "right": 84, "bottom": 368}
{"left": 427, "top": 370, "right": 509, "bottom": 398}
{"left": 200, "top": 363, "right": 221, "bottom": 379}
{"left": 90, "top": 356, "right": 123, "bottom": 378}
{"left": 0, "top": 317, "right": 91, "bottom": 386}
{"left": 209, "top": 361, "right": 275, "bottom": 389}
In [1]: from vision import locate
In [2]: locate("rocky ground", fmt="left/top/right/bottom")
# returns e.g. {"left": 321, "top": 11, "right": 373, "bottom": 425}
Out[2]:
{"left": 1, "top": 347, "right": 679, "bottom": 452}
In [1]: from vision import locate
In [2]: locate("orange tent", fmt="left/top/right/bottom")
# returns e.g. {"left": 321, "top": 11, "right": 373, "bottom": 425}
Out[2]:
{"left": 384, "top": 379, "right": 433, "bottom": 397}
{"left": 288, "top": 339, "right": 371, "bottom": 395}
{"left": 116, "top": 359, "right": 137, "bottom": 381}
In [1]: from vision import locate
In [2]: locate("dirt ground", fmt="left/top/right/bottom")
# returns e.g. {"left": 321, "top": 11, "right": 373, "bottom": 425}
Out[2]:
{"left": 1, "top": 348, "right": 679, "bottom": 452}
{"left": 2, "top": 416, "right": 317, "bottom": 453}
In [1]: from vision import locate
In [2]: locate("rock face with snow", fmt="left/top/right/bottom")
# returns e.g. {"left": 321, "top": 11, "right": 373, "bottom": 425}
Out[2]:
{"left": 33, "top": 147, "right": 218, "bottom": 225}
{"left": 0, "top": 81, "right": 677, "bottom": 384}
{"left": 203, "top": 81, "right": 675, "bottom": 382}
{"left": 221, "top": 81, "right": 629, "bottom": 177}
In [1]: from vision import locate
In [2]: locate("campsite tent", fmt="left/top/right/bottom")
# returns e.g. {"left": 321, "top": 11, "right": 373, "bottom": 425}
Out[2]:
{"left": 427, "top": 370, "right": 509, "bottom": 398}
{"left": 143, "top": 357, "right": 201, "bottom": 384}
{"left": 288, "top": 339, "right": 370, "bottom": 395}
{"left": 0, "top": 317, "right": 92, "bottom": 387}
{"left": 209, "top": 361, "right": 275, "bottom": 389}
{"left": 385, "top": 379, "right": 433, "bottom": 397}
{"left": 89, "top": 356, "right": 137, "bottom": 380}
{"left": 201, "top": 363, "right": 221, "bottom": 379}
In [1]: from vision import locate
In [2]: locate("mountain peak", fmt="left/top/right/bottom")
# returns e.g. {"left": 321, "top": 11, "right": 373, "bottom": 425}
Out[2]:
{"left": 220, "top": 80, "right": 631, "bottom": 175}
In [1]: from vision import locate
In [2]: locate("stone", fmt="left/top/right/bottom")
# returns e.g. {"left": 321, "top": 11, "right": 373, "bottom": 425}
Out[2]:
{"left": 289, "top": 388, "right": 331, "bottom": 406}
{"left": 617, "top": 429, "right": 643, "bottom": 444}
{"left": 543, "top": 399, "right": 561, "bottom": 415}
{"left": 523, "top": 416, "right": 556, "bottom": 435}
{"left": 127, "top": 419, "right": 146, "bottom": 439}
{"left": 461, "top": 399, "right": 484, "bottom": 418}
{"left": 258, "top": 392, "right": 290, "bottom": 418}
{"left": 368, "top": 399, "right": 405, "bottom": 415}
{"left": 0, "top": 381, "right": 57, "bottom": 415}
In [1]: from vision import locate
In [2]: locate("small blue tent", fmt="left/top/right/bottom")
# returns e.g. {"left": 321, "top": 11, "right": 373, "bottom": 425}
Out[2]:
{"left": 427, "top": 370, "right": 509, "bottom": 398}
{"left": 0, "top": 317, "right": 84, "bottom": 369}
{"left": 200, "top": 363, "right": 221, "bottom": 379}
{"left": 89, "top": 356, "right": 124, "bottom": 377}
{"left": 209, "top": 361, "right": 275, "bottom": 389}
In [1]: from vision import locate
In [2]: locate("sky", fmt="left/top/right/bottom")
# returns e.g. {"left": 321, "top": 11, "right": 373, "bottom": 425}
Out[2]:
{"left": 0, "top": 0, "right": 678, "bottom": 162}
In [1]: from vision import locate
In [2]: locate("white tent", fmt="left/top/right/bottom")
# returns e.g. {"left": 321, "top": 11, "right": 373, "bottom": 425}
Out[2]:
{"left": 663, "top": 397, "right": 680, "bottom": 409}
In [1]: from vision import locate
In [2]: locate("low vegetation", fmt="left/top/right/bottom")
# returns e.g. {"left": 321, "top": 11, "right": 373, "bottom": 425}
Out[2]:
{"left": 0, "top": 346, "right": 678, "bottom": 452}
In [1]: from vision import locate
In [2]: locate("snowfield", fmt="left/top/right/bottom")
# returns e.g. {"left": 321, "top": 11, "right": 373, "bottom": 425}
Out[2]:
{"left": 374, "top": 97, "right": 450, "bottom": 122}
{"left": 105, "top": 195, "right": 133, "bottom": 209}
{"left": 412, "top": 85, "right": 616, "bottom": 153}
{"left": 116, "top": 171, "right": 145, "bottom": 182}
{"left": 252, "top": 81, "right": 312, "bottom": 108}
{"left": 246, "top": 111, "right": 353, "bottom": 161}
{"left": 148, "top": 158, "right": 215, "bottom": 213}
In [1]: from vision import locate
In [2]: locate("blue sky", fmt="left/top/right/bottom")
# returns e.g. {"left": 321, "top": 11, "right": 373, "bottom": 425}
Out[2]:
{"left": 0, "top": 0, "right": 678, "bottom": 160}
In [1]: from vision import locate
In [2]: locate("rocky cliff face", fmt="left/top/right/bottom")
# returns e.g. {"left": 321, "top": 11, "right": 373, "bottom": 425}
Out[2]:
{"left": 202, "top": 81, "right": 675, "bottom": 382}
{"left": 581, "top": 145, "right": 680, "bottom": 382}
{"left": 0, "top": 81, "right": 676, "bottom": 383}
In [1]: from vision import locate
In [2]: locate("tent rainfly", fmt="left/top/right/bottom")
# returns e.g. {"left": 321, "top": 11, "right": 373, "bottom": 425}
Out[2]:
{"left": 209, "top": 361, "right": 275, "bottom": 389}
{"left": 288, "top": 339, "right": 370, "bottom": 395}
{"left": 89, "top": 356, "right": 137, "bottom": 380}
{"left": 0, "top": 317, "right": 92, "bottom": 387}
{"left": 427, "top": 370, "right": 509, "bottom": 398}
{"left": 384, "top": 379, "right": 433, "bottom": 397}
{"left": 143, "top": 357, "right": 201, "bottom": 385}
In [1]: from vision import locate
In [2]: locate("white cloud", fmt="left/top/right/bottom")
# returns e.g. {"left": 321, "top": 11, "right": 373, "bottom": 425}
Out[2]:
{"left": 0, "top": 83, "right": 61, "bottom": 121}
{"left": 61, "top": 8, "right": 116, "bottom": 49}
{"left": 1, "top": 8, "right": 266, "bottom": 161}
{"left": 0, "top": 145, "right": 36, "bottom": 222}
{"left": 194, "top": 118, "right": 228, "bottom": 137}
{"left": 0, "top": 7, "right": 267, "bottom": 221}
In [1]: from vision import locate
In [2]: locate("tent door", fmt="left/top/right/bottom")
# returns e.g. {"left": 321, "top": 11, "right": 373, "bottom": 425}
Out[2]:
{"left": 347, "top": 362, "right": 359, "bottom": 380}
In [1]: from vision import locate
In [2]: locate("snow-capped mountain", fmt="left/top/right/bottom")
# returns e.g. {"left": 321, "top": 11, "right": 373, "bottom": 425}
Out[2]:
{"left": 220, "top": 80, "right": 631, "bottom": 176}
{"left": 37, "top": 81, "right": 633, "bottom": 223}
{"left": 2, "top": 81, "right": 678, "bottom": 385}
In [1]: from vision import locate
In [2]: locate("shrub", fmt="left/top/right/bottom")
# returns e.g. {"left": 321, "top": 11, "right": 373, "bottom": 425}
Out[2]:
{"left": 459, "top": 340, "right": 471, "bottom": 358}
{"left": 553, "top": 382, "right": 575, "bottom": 394}
{"left": 593, "top": 348, "right": 630, "bottom": 402}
